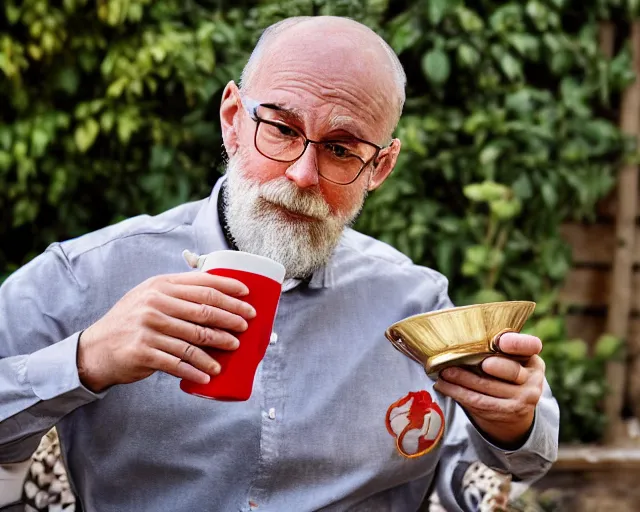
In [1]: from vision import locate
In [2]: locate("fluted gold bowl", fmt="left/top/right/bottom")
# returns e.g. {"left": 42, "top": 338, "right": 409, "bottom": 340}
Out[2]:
{"left": 385, "top": 301, "right": 536, "bottom": 378}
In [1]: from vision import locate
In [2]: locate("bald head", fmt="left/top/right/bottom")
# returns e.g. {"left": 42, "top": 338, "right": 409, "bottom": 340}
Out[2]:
{"left": 239, "top": 16, "right": 406, "bottom": 141}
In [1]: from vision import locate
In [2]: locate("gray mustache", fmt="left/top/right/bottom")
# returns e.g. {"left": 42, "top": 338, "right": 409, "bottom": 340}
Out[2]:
{"left": 259, "top": 180, "right": 330, "bottom": 219}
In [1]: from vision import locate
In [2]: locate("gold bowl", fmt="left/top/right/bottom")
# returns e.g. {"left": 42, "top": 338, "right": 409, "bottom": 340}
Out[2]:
{"left": 385, "top": 301, "right": 536, "bottom": 378}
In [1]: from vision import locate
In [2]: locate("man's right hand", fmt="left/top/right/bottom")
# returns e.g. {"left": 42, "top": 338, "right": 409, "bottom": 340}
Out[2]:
{"left": 77, "top": 272, "right": 256, "bottom": 393}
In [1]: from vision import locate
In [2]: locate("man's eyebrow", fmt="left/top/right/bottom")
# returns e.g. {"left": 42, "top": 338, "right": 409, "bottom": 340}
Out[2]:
{"left": 328, "top": 115, "right": 369, "bottom": 141}
{"left": 261, "top": 103, "right": 305, "bottom": 123}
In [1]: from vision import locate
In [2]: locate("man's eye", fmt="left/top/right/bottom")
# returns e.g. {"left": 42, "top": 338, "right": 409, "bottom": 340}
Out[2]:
{"left": 276, "top": 124, "right": 298, "bottom": 137}
{"left": 326, "top": 143, "right": 351, "bottom": 158}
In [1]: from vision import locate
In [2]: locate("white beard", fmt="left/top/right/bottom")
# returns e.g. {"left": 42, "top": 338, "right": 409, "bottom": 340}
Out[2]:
{"left": 223, "top": 153, "right": 367, "bottom": 279}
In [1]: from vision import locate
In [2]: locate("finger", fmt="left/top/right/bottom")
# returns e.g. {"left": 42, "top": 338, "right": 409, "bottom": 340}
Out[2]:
{"left": 148, "top": 349, "right": 211, "bottom": 384}
{"left": 153, "top": 334, "right": 222, "bottom": 376}
{"left": 495, "top": 332, "right": 542, "bottom": 357}
{"left": 434, "top": 377, "right": 510, "bottom": 413}
{"left": 168, "top": 284, "right": 256, "bottom": 320}
{"left": 159, "top": 295, "right": 249, "bottom": 333}
{"left": 163, "top": 272, "right": 250, "bottom": 297}
{"left": 481, "top": 356, "right": 530, "bottom": 385}
{"left": 440, "top": 367, "right": 519, "bottom": 399}
{"left": 152, "top": 313, "right": 240, "bottom": 350}
{"left": 526, "top": 354, "right": 546, "bottom": 373}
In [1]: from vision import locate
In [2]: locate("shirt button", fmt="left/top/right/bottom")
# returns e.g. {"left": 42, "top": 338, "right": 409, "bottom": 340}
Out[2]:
{"left": 270, "top": 332, "right": 278, "bottom": 345}
{"left": 268, "top": 408, "right": 276, "bottom": 420}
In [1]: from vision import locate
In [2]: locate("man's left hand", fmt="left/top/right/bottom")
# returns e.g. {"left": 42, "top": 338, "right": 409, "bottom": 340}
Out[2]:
{"left": 433, "top": 332, "right": 545, "bottom": 448}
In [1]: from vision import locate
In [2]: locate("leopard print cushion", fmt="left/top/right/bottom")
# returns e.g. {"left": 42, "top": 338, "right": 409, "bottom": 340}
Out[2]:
{"left": 22, "top": 429, "right": 76, "bottom": 512}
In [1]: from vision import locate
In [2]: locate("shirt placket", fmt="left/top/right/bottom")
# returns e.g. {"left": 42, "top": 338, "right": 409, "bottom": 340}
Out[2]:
{"left": 244, "top": 315, "right": 287, "bottom": 512}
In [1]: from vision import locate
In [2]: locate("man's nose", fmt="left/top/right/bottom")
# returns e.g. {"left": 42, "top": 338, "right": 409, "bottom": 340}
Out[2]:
{"left": 284, "top": 145, "right": 320, "bottom": 189}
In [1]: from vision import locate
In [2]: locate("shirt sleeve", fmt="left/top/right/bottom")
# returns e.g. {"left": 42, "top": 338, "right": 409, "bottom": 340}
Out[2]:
{"left": 0, "top": 245, "right": 104, "bottom": 464}
{"left": 429, "top": 283, "right": 559, "bottom": 511}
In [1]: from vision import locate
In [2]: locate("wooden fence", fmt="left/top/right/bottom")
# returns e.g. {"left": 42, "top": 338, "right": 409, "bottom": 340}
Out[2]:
{"left": 555, "top": 20, "right": 640, "bottom": 445}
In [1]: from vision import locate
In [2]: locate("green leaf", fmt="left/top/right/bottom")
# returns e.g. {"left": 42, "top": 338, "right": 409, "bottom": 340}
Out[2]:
{"left": 490, "top": 198, "right": 522, "bottom": 220}
{"left": 30, "top": 128, "right": 49, "bottom": 158}
{"left": 594, "top": 334, "right": 622, "bottom": 360}
{"left": 13, "top": 198, "right": 39, "bottom": 227}
{"left": 500, "top": 52, "right": 522, "bottom": 80}
{"left": 480, "top": 145, "right": 501, "bottom": 166}
{"left": 54, "top": 67, "right": 80, "bottom": 95}
{"left": 13, "top": 141, "right": 27, "bottom": 160}
{"left": 457, "top": 44, "right": 480, "bottom": 68}
{"left": 117, "top": 115, "right": 139, "bottom": 144}
{"left": 48, "top": 167, "right": 68, "bottom": 204}
{"left": 511, "top": 174, "right": 533, "bottom": 199}
{"left": 561, "top": 340, "right": 589, "bottom": 361}
{"left": 508, "top": 33, "right": 540, "bottom": 57}
{"left": 465, "top": 244, "right": 489, "bottom": 267}
{"left": 107, "top": 77, "right": 129, "bottom": 98}
{"left": 456, "top": 6, "right": 484, "bottom": 32}
{"left": 100, "top": 111, "right": 115, "bottom": 132}
{"left": 428, "top": 0, "right": 449, "bottom": 24}
{"left": 422, "top": 50, "right": 450, "bottom": 84}
{"left": 464, "top": 181, "right": 509, "bottom": 202}
{"left": 74, "top": 118, "right": 100, "bottom": 153}
{"left": 388, "top": 16, "right": 421, "bottom": 54}
{"left": 533, "top": 317, "right": 564, "bottom": 341}
{"left": 541, "top": 182, "right": 558, "bottom": 208}
{"left": 0, "top": 127, "right": 12, "bottom": 150}
{"left": 150, "top": 145, "right": 174, "bottom": 171}
{"left": 473, "top": 289, "right": 507, "bottom": 303}
{"left": 6, "top": 5, "right": 21, "bottom": 24}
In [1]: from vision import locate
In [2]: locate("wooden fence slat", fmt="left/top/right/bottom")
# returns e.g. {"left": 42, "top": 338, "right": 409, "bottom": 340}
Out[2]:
{"left": 597, "top": 191, "right": 620, "bottom": 219}
{"left": 604, "top": 20, "right": 640, "bottom": 444}
{"left": 565, "top": 314, "right": 640, "bottom": 357}
{"left": 565, "top": 313, "right": 606, "bottom": 346}
{"left": 560, "top": 268, "right": 640, "bottom": 312}
{"left": 560, "top": 268, "right": 610, "bottom": 308}
{"left": 560, "top": 223, "right": 627, "bottom": 264}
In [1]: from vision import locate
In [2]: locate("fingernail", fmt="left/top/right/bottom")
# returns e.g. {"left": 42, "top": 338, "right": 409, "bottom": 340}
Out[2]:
{"left": 247, "top": 306, "right": 257, "bottom": 319}
{"left": 240, "top": 286, "right": 250, "bottom": 296}
{"left": 199, "top": 373, "right": 211, "bottom": 384}
{"left": 210, "top": 364, "right": 221, "bottom": 375}
{"left": 230, "top": 338, "right": 240, "bottom": 350}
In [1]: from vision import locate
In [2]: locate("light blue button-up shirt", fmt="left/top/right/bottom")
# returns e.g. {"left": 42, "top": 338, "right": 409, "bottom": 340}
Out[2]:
{"left": 0, "top": 177, "right": 559, "bottom": 511}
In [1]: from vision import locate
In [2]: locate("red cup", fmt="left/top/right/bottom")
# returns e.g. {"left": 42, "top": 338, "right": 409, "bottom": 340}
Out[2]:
{"left": 180, "top": 250, "right": 285, "bottom": 401}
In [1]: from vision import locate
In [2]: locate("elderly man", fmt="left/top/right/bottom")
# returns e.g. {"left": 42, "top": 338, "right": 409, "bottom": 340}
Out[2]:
{"left": 0, "top": 16, "right": 558, "bottom": 512}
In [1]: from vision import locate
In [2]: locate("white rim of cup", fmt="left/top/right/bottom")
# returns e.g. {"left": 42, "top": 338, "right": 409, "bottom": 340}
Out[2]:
{"left": 198, "top": 250, "right": 286, "bottom": 284}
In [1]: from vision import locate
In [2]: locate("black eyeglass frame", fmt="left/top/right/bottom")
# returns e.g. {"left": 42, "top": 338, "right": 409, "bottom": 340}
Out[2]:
{"left": 242, "top": 97, "right": 387, "bottom": 185}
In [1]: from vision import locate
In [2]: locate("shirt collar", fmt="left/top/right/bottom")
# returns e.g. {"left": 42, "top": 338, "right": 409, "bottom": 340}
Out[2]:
{"left": 193, "top": 175, "right": 333, "bottom": 290}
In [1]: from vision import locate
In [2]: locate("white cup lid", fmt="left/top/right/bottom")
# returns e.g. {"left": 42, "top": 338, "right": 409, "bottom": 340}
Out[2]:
{"left": 191, "top": 250, "right": 286, "bottom": 284}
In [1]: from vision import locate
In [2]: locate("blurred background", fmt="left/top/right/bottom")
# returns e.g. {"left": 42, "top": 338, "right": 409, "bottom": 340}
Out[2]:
{"left": 2, "top": 0, "right": 640, "bottom": 510}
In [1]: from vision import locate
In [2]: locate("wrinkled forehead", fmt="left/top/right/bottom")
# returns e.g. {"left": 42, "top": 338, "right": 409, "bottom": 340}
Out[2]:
{"left": 247, "top": 26, "right": 398, "bottom": 143}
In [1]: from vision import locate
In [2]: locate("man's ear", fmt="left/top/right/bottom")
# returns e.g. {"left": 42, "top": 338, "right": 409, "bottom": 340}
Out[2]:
{"left": 368, "top": 138, "right": 401, "bottom": 191}
{"left": 220, "top": 80, "right": 241, "bottom": 156}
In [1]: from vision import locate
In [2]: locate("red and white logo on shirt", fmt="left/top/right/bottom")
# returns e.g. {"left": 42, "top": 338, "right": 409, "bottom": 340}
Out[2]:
{"left": 385, "top": 390, "right": 445, "bottom": 458}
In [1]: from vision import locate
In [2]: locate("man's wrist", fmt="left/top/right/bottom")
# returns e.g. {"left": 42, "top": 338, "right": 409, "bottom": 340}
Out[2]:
{"left": 470, "top": 411, "right": 536, "bottom": 450}
{"left": 77, "top": 329, "right": 110, "bottom": 393}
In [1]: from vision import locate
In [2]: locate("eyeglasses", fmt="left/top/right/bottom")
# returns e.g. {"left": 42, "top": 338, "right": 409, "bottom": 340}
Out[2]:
{"left": 241, "top": 97, "right": 385, "bottom": 185}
